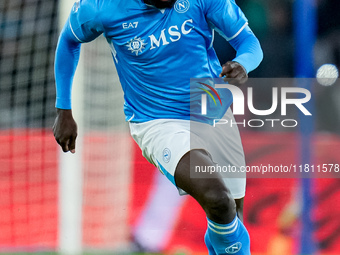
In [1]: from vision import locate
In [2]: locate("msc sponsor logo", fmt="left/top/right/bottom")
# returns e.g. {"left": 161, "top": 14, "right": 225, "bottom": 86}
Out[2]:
{"left": 149, "top": 19, "right": 193, "bottom": 50}
{"left": 126, "top": 19, "right": 194, "bottom": 55}
{"left": 126, "top": 36, "right": 147, "bottom": 56}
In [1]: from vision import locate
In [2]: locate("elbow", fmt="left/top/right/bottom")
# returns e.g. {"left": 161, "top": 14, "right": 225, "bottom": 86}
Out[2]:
{"left": 58, "top": 26, "right": 81, "bottom": 51}
{"left": 246, "top": 37, "right": 263, "bottom": 72}
{"left": 230, "top": 28, "right": 264, "bottom": 73}
{"left": 55, "top": 25, "right": 81, "bottom": 63}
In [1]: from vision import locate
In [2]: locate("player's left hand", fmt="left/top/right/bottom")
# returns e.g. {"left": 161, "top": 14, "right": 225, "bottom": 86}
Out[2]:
{"left": 219, "top": 61, "right": 248, "bottom": 85}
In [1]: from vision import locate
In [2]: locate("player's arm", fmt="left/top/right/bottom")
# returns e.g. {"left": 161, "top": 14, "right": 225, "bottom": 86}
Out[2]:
{"left": 53, "top": 1, "right": 103, "bottom": 153}
{"left": 202, "top": 0, "right": 263, "bottom": 84}
{"left": 220, "top": 26, "right": 263, "bottom": 84}
{"left": 53, "top": 19, "right": 82, "bottom": 153}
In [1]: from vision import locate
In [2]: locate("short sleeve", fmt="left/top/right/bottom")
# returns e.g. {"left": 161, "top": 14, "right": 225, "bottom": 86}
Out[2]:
{"left": 201, "top": 0, "right": 248, "bottom": 41}
{"left": 68, "top": 0, "right": 103, "bottom": 43}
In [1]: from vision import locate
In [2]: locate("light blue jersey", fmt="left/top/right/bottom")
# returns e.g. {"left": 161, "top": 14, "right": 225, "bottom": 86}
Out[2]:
{"left": 56, "top": 0, "right": 262, "bottom": 122}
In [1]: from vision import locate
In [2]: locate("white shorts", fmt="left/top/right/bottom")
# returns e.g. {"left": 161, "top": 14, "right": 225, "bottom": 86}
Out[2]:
{"left": 129, "top": 108, "right": 246, "bottom": 199}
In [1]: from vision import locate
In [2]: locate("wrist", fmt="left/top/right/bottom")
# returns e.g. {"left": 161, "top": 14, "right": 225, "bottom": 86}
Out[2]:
{"left": 56, "top": 108, "right": 73, "bottom": 116}
{"left": 231, "top": 60, "right": 248, "bottom": 75}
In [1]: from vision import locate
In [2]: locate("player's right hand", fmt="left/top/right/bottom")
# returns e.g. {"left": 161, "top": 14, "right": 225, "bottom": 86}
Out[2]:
{"left": 53, "top": 108, "right": 78, "bottom": 153}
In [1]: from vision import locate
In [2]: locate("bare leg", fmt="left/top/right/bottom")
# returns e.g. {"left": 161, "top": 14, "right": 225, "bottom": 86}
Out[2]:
{"left": 235, "top": 198, "right": 244, "bottom": 222}
{"left": 174, "top": 149, "right": 236, "bottom": 224}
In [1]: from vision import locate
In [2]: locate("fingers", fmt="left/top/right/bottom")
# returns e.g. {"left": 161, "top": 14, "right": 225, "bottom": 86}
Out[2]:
{"left": 59, "top": 140, "right": 70, "bottom": 153}
{"left": 68, "top": 135, "right": 77, "bottom": 154}
{"left": 219, "top": 61, "right": 248, "bottom": 85}
{"left": 53, "top": 122, "right": 77, "bottom": 154}
{"left": 52, "top": 111, "right": 77, "bottom": 154}
{"left": 220, "top": 61, "right": 237, "bottom": 76}
{"left": 56, "top": 135, "right": 76, "bottom": 153}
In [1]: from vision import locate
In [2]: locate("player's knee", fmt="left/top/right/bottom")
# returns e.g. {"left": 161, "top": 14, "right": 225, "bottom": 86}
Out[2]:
{"left": 202, "top": 188, "right": 236, "bottom": 221}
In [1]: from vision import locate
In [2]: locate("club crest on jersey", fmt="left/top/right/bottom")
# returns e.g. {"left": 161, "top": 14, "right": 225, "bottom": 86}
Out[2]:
{"left": 126, "top": 36, "right": 147, "bottom": 56}
{"left": 174, "top": 0, "right": 190, "bottom": 13}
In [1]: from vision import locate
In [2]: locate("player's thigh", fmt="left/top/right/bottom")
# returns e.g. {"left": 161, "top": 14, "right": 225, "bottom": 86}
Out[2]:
{"left": 174, "top": 149, "right": 232, "bottom": 202}
{"left": 130, "top": 119, "right": 229, "bottom": 193}
{"left": 129, "top": 119, "right": 191, "bottom": 189}
{"left": 129, "top": 115, "right": 246, "bottom": 199}
{"left": 174, "top": 149, "right": 237, "bottom": 223}
{"left": 197, "top": 108, "right": 247, "bottom": 199}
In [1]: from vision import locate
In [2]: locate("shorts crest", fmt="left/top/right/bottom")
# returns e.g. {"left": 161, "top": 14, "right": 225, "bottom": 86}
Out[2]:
{"left": 163, "top": 148, "right": 171, "bottom": 163}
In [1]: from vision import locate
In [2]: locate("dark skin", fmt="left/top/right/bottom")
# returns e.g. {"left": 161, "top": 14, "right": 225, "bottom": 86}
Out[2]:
{"left": 174, "top": 150, "right": 244, "bottom": 224}
{"left": 53, "top": 61, "right": 247, "bottom": 151}
{"left": 53, "top": 109, "right": 77, "bottom": 153}
{"left": 144, "top": 0, "right": 177, "bottom": 9}
{"left": 220, "top": 60, "right": 248, "bottom": 85}
{"left": 53, "top": 62, "right": 247, "bottom": 223}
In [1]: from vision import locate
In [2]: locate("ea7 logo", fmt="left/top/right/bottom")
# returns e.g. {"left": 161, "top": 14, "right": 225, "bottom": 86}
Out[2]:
{"left": 225, "top": 242, "right": 242, "bottom": 254}
{"left": 149, "top": 19, "right": 194, "bottom": 50}
{"left": 122, "top": 22, "right": 138, "bottom": 29}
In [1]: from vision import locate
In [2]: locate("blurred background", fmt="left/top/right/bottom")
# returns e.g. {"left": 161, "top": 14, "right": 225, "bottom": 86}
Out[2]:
{"left": 0, "top": 0, "right": 339, "bottom": 254}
